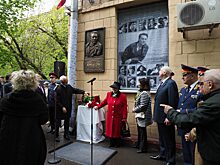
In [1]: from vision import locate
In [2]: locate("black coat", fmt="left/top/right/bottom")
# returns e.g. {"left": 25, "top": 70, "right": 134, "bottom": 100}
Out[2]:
{"left": 167, "top": 89, "right": 220, "bottom": 163}
{"left": 55, "top": 84, "right": 84, "bottom": 119}
{"left": 0, "top": 90, "right": 48, "bottom": 165}
{"left": 36, "top": 85, "right": 47, "bottom": 104}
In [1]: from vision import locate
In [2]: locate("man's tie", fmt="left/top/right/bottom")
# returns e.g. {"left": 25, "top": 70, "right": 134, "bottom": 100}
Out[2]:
{"left": 186, "top": 85, "right": 191, "bottom": 94}
{"left": 157, "top": 81, "right": 163, "bottom": 90}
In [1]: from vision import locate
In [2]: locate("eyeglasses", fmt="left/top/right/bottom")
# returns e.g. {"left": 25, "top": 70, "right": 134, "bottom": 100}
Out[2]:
{"left": 198, "top": 73, "right": 204, "bottom": 76}
{"left": 182, "top": 73, "right": 190, "bottom": 77}
{"left": 198, "top": 80, "right": 210, "bottom": 86}
{"left": 198, "top": 82, "right": 204, "bottom": 86}
{"left": 50, "top": 77, "right": 55, "bottom": 79}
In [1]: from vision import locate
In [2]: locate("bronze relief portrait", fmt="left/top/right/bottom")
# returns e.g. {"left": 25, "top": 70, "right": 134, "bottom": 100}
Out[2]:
{"left": 84, "top": 28, "right": 105, "bottom": 73}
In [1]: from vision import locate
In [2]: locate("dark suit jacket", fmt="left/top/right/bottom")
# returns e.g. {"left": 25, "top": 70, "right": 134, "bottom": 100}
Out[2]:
{"left": 167, "top": 89, "right": 220, "bottom": 163}
{"left": 36, "top": 85, "right": 47, "bottom": 104}
{"left": 153, "top": 78, "right": 179, "bottom": 123}
{"left": 56, "top": 84, "right": 84, "bottom": 119}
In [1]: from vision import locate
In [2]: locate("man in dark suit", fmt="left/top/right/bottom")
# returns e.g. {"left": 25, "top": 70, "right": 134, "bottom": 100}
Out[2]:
{"left": 35, "top": 74, "right": 47, "bottom": 103}
{"left": 55, "top": 75, "right": 85, "bottom": 142}
{"left": 177, "top": 64, "right": 202, "bottom": 165}
{"left": 150, "top": 66, "right": 179, "bottom": 165}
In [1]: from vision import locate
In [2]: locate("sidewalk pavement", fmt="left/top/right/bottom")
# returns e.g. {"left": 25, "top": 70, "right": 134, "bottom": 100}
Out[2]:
{"left": 43, "top": 124, "right": 183, "bottom": 165}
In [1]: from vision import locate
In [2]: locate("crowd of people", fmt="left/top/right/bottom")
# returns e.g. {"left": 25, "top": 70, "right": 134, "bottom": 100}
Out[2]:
{"left": 0, "top": 64, "right": 219, "bottom": 165}
{"left": 0, "top": 70, "right": 85, "bottom": 165}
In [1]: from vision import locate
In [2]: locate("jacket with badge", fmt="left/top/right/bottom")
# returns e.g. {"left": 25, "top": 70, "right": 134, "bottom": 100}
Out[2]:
{"left": 177, "top": 82, "right": 203, "bottom": 135}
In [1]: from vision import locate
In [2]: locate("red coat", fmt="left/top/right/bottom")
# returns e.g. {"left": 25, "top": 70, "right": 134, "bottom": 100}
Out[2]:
{"left": 98, "top": 91, "right": 127, "bottom": 138}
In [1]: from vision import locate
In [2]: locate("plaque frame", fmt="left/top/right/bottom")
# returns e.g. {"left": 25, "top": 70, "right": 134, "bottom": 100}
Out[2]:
{"left": 84, "top": 28, "right": 105, "bottom": 73}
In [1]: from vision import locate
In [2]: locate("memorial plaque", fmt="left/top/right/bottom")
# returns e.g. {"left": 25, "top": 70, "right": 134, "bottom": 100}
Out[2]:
{"left": 84, "top": 28, "right": 105, "bottom": 73}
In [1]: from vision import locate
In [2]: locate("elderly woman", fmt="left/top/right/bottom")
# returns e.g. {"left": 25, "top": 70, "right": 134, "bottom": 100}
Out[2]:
{"left": 132, "top": 78, "right": 152, "bottom": 153}
{"left": 94, "top": 82, "right": 128, "bottom": 147}
{"left": 0, "top": 70, "right": 48, "bottom": 165}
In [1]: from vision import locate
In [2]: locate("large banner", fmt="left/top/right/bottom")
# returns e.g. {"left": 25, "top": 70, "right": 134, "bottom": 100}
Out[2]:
{"left": 118, "top": 2, "right": 168, "bottom": 91}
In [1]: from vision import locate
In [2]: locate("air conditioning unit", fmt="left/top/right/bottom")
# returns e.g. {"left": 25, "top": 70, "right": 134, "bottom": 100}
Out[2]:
{"left": 177, "top": 0, "right": 220, "bottom": 32}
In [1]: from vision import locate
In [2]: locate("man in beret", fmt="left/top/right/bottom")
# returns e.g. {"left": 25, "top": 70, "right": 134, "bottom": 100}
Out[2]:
{"left": 177, "top": 64, "right": 203, "bottom": 165}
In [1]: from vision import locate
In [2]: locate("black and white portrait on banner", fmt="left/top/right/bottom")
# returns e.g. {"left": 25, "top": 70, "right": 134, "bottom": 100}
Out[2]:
{"left": 84, "top": 28, "right": 105, "bottom": 73}
{"left": 117, "top": 2, "right": 168, "bottom": 91}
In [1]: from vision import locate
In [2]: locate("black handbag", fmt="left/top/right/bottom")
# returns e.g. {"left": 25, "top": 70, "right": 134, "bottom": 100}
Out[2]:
{"left": 121, "top": 121, "right": 131, "bottom": 137}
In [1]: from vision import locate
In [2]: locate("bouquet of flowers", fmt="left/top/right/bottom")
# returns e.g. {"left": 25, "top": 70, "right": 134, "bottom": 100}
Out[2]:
{"left": 82, "top": 93, "right": 100, "bottom": 108}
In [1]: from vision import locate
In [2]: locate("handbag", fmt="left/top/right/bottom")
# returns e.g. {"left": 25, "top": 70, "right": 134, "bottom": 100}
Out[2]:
{"left": 121, "top": 121, "right": 131, "bottom": 137}
{"left": 135, "top": 112, "right": 145, "bottom": 119}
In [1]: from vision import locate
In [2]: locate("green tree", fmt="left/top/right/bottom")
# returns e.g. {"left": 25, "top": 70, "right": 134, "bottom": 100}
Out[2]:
{"left": 0, "top": 0, "right": 68, "bottom": 79}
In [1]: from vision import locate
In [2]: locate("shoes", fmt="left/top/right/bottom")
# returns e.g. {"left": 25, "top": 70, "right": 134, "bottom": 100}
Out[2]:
{"left": 150, "top": 155, "right": 166, "bottom": 161}
{"left": 55, "top": 137, "right": 60, "bottom": 142}
{"left": 136, "top": 150, "right": 147, "bottom": 153}
{"left": 64, "top": 134, "right": 70, "bottom": 140}
{"left": 165, "top": 163, "right": 175, "bottom": 165}
{"left": 109, "top": 144, "right": 114, "bottom": 148}
{"left": 114, "top": 144, "right": 120, "bottom": 148}
{"left": 132, "top": 145, "right": 139, "bottom": 148}
{"left": 47, "top": 129, "right": 55, "bottom": 134}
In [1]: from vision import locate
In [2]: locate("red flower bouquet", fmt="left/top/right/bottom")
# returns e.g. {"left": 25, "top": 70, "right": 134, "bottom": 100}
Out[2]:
{"left": 86, "top": 95, "right": 100, "bottom": 108}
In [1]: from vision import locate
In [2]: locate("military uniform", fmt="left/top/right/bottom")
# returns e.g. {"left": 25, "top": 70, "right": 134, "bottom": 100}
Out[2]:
{"left": 177, "top": 64, "right": 202, "bottom": 165}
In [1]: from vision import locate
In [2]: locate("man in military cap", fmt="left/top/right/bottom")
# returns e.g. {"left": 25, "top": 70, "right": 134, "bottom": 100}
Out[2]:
{"left": 177, "top": 64, "right": 203, "bottom": 165}
{"left": 197, "top": 66, "right": 209, "bottom": 77}
{"left": 47, "top": 72, "right": 58, "bottom": 134}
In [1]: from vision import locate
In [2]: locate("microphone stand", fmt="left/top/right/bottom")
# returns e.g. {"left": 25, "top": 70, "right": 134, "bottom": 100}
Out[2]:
{"left": 48, "top": 90, "right": 61, "bottom": 164}
{"left": 89, "top": 80, "right": 94, "bottom": 165}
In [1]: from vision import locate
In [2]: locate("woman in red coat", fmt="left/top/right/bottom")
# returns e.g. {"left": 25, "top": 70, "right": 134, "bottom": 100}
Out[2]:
{"left": 94, "top": 82, "right": 128, "bottom": 147}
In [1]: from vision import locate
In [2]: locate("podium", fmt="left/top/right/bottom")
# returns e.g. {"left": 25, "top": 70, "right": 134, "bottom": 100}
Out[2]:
{"left": 76, "top": 105, "right": 105, "bottom": 143}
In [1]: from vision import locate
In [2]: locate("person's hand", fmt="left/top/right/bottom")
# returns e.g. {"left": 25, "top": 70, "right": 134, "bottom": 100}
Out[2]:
{"left": 164, "top": 118, "right": 171, "bottom": 125}
{"left": 122, "top": 118, "right": 126, "bottom": 122}
{"left": 93, "top": 106, "right": 98, "bottom": 110}
{"left": 176, "top": 109, "right": 181, "bottom": 112}
{"left": 185, "top": 133, "right": 190, "bottom": 141}
{"left": 132, "top": 108, "right": 136, "bottom": 113}
{"left": 185, "top": 128, "right": 197, "bottom": 142}
{"left": 62, "top": 107, "right": 67, "bottom": 113}
{"left": 125, "top": 59, "right": 132, "bottom": 64}
{"left": 160, "top": 104, "right": 173, "bottom": 114}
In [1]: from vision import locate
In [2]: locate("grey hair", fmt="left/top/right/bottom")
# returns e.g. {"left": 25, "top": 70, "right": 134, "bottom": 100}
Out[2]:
{"left": 59, "top": 75, "right": 67, "bottom": 82}
{"left": 11, "top": 70, "right": 38, "bottom": 91}
{"left": 204, "top": 69, "right": 220, "bottom": 85}
{"left": 160, "top": 66, "right": 173, "bottom": 77}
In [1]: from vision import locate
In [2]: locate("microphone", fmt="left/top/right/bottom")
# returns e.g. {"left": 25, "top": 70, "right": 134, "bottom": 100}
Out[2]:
{"left": 87, "top": 78, "right": 96, "bottom": 83}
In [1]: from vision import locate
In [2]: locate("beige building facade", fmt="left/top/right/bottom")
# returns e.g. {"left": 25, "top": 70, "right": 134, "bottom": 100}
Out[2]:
{"left": 74, "top": 0, "right": 220, "bottom": 144}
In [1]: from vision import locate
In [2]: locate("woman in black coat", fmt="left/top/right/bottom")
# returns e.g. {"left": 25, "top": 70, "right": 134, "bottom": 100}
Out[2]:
{"left": 0, "top": 70, "right": 48, "bottom": 165}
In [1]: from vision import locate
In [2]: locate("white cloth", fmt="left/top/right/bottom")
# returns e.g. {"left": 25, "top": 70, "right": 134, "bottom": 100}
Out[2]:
{"left": 76, "top": 105, "right": 105, "bottom": 143}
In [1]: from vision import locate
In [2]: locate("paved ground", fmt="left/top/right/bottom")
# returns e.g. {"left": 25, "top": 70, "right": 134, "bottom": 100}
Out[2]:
{"left": 43, "top": 124, "right": 183, "bottom": 165}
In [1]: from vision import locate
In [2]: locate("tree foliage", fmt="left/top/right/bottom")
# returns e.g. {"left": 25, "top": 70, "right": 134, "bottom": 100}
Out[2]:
{"left": 0, "top": 0, "right": 68, "bottom": 79}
